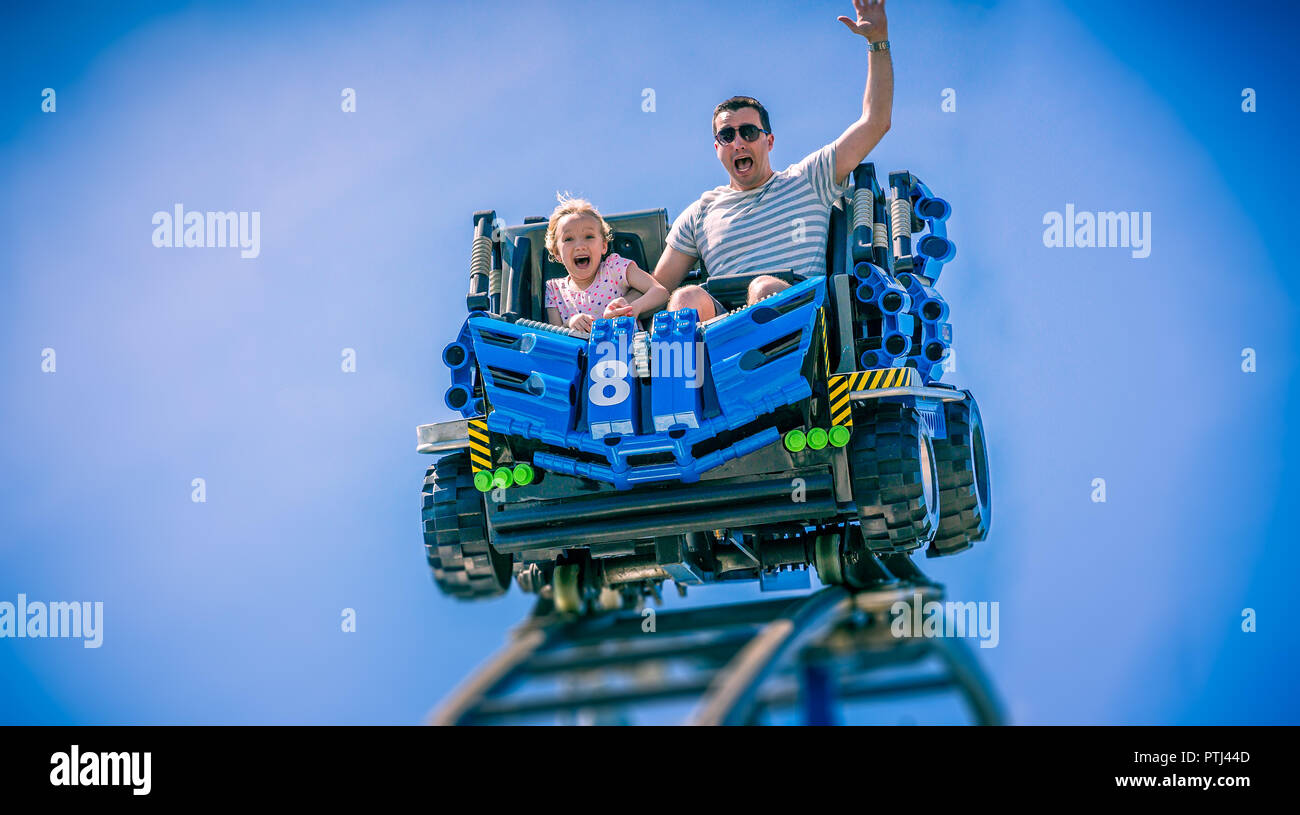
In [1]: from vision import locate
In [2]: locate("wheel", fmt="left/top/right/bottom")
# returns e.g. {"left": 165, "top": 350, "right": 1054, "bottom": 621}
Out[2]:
{"left": 928, "top": 391, "right": 992, "bottom": 557}
{"left": 552, "top": 563, "right": 583, "bottom": 615}
{"left": 847, "top": 401, "right": 941, "bottom": 553}
{"left": 421, "top": 453, "right": 513, "bottom": 599}
{"left": 814, "top": 528, "right": 904, "bottom": 588}
{"left": 813, "top": 534, "right": 845, "bottom": 586}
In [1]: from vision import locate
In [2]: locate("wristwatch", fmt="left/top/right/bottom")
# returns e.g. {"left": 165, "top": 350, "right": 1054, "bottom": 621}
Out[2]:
{"left": 868, "top": 39, "right": 890, "bottom": 52}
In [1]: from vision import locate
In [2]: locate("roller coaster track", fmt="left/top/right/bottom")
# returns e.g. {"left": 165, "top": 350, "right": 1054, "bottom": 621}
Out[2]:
{"left": 430, "top": 559, "right": 1003, "bottom": 726}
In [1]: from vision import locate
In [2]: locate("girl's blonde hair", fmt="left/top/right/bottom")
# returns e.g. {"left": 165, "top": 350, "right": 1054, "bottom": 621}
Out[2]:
{"left": 544, "top": 193, "right": 614, "bottom": 261}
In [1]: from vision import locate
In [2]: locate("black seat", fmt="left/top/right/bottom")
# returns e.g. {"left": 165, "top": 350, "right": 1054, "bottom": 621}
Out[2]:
{"left": 497, "top": 196, "right": 852, "bottom": 323}
{"left": 699, "top": 269, "right": 799, "bottom": 312}
{"left": 500, "top": 209, "right": 668, "bottom": 323}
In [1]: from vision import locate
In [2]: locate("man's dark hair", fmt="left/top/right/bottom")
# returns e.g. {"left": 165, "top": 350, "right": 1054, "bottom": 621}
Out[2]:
{"left": 712, "top": 96, "right": 772, "bottom": 138}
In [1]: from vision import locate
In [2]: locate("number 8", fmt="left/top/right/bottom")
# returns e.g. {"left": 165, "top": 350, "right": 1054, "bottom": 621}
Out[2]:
{"left": 589, "top": 359, "right": 630, "bottom": 406}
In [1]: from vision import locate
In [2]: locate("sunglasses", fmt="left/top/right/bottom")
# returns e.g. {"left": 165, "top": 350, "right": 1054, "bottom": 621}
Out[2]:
{"left": 715, "top": 124, "right": 770, "bottom": 145}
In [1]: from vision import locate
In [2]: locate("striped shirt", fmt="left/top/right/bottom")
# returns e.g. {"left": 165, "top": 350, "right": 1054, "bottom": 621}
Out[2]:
{"left": 666, "top": 143, "right": 849, "bottom": 280}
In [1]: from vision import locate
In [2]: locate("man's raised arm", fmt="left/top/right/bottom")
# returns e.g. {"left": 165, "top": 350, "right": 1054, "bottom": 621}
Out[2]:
{"left": 832, "top": 0, "right": 893, "bottom": 185}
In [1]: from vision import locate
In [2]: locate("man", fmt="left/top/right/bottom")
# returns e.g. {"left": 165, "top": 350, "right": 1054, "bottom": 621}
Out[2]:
{"left": 638, "top": 0, "right": 893, "bottom": 321}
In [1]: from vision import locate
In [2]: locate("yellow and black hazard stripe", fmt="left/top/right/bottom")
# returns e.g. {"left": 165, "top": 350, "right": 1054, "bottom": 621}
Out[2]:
{"left": 467, "top": 418, "right": 492, "bottom": 473}
{"left": 827, "top": 367, "right": 916, "bottom": 427}
{"left": 828, "top": 377, "right": 854, "bottom": 427}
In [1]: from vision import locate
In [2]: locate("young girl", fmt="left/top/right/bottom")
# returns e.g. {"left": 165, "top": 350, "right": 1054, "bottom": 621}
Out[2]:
{"left": 544, "top": 195, "right": 668, "bottom": 333}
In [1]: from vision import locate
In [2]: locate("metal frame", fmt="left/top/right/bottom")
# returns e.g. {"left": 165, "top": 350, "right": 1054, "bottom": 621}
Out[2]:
{"left": 850, "top": 386, "right": 967, "bottom": 403}
{"left": 416, "top": 418, "right": 471, "bottom": 454}
{"left": 429, "top": 559, "right": 1004, "bottom": 726}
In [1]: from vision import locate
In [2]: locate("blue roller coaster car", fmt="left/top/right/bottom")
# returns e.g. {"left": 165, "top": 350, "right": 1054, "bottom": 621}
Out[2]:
{"left": 417, "top": 164, "right": 991, "bottom": 613}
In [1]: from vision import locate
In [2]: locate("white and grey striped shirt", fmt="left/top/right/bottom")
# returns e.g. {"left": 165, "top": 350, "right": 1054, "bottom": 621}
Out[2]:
{"left": 666, "top": 143, "right": 849, "bottom": 279}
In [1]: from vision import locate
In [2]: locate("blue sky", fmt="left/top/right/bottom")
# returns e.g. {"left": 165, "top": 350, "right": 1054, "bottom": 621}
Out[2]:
{"left": 2, "top": 0, "right": 1298, "bottom": 724}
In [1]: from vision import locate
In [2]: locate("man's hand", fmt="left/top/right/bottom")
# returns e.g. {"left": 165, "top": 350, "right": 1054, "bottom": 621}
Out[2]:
{"left": 838, "top": 0, "right": 888, "bottom": 42}
{"left": 603, "top": 297, "right": 635, "bottom": 319}
{"left": 567, "top": 312, "right": 594, "bottom": 333}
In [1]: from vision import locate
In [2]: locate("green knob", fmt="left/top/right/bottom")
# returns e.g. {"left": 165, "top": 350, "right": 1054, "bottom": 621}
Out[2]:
{"left": 473, "top": 470, "right": 494, "bottom": 492}
{"left": 829, "top": 424, "right": 852, "bottom": 448}
{"left": 807, "top": 427, "right": 829, "bottom": 450}
{"left": 784, "top": 428, "right": 807, "bottom": 453}
{"left": 491, "top": 467, "right": 513, "bottom": 490}
{"left": 512, "top": 463, "right": 535, "bottom": 486}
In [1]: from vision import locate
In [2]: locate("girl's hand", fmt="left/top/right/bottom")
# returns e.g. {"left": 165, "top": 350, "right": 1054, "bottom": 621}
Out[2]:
{"left": 603, "top": 297, "right": 634, "bottom": 319}
{"left": 568, "top": 312, "right": 594, "bottom": 333}
{"left": 621, "top": 262, "right": 670, "bottom": 320}
{"left": 838, "top": 0, "right": 887, "bottom": 41}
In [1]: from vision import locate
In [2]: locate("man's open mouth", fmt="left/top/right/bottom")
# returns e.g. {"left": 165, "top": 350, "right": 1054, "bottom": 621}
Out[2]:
{"left": 734, "top": 156, "right": 753, "bottom": 173}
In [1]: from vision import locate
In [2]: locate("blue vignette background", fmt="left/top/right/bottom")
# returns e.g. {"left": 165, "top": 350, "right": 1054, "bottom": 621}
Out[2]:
{"left": 2, "top": 0, "right": 1297, "bottom": 725}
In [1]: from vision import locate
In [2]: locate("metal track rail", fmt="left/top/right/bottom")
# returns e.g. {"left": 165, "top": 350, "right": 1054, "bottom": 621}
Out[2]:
{"left": 429, "top": 558, "right": 1003, "bottom": 726}
{"left": 688, "top": 586, "right": 851, "bottom": 725}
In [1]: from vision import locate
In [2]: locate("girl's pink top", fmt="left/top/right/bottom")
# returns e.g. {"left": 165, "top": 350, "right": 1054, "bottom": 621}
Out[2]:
{"left": 544, "top": 253, "right": 632, "bottom": 323}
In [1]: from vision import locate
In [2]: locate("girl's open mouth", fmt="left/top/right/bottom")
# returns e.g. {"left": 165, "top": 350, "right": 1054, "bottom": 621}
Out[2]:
{"left": 574, "top": 256, "right": 591, "bottom": 270}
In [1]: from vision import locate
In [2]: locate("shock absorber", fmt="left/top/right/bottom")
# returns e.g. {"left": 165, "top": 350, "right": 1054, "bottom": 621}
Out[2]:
{"left": 488, "top": 239, "right": 502, "bottom": 315}
{"left": 851, "top": 164, "right": 882, "bottom": 264}
{"left": 888, "top": 172, "right": 915, "bottom": 274}
{"left": 873, "top": 183, "right": 891, "bottom": 271}
{"left": 467, "top": 210, "right": 494, "bottom": 313}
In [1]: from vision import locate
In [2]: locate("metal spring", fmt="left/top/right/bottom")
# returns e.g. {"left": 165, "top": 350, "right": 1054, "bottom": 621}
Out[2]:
{"left": 873, "top": 222, "right": 888, "bottom": 249}
{"left": 853, "top": 187, "right": 874, "bottom": 233}
{"left": 516, "top": 318, "right": 583, "bottom": 338}
{"left": 470, "top": 235, "right": 492, "bottom": 281}
{"left": 489, "top": 264, "right": 501, "bottom": 297}
{"left": 890, "top": 196, "right": 912, "bottom": 244}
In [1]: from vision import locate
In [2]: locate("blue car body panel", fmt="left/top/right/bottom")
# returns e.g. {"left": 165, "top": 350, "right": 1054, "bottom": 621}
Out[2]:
{"left": 453, "top": 276, "right": 826, "bottom": 490}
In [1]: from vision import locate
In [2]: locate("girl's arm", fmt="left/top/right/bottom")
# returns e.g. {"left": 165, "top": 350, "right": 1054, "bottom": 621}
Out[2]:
{"left": 612, "top": 261, "right": 670, "bottom": 318}
{"left": 554, "top": 305, "right": 594, "bottom": 333}
{"left": 548, "top": 289, "right": 592, "bottom": 332}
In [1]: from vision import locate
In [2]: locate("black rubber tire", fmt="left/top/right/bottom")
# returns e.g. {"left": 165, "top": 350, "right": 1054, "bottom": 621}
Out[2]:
{"left": 847, "top": 401, "right": 940, "bottom": 553}
{"left": 421, "top": 453, "right": 513, "bottom": 599}
{"left": 927, "top": 391, "right": 992, "bottom": 557}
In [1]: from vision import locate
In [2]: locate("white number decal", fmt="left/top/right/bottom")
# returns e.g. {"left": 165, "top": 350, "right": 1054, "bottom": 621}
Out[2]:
{"left": 589, "top": 359, "right": 630, "bottom": 406}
